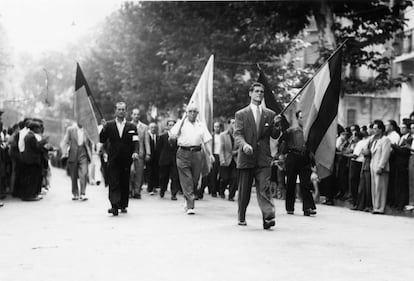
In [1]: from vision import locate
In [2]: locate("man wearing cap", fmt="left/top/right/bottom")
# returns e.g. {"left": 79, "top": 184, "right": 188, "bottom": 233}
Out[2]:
{"left": 169, "top": 105, "right": 214, "bottom": 215}
{"left": 234, "top": 82, "right": 279, "bottom": 230}
{"left": 61, "top": 122, "right": 93, "bottom": 201}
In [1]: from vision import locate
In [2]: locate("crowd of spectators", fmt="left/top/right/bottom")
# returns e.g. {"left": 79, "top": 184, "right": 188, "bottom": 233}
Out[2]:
{"left": 321, "top": 111, "right": 414, "bottom": 214}
{"left": 0, "top": 112, "right": 53, "bottom": 207}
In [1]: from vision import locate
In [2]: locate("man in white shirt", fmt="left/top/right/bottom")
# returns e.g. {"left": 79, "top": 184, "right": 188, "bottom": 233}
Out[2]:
{"left": 170, "top": 105, "right": 214, "bottom": 215}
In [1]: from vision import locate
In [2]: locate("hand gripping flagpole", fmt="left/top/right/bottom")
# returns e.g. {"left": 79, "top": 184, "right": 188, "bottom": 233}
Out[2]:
{"left": 279, "top": 39, "right": 348, "bottom": 115}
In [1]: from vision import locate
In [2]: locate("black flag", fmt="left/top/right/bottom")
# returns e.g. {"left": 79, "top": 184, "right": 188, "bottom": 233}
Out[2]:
{"left": 257, "top": 68, "right": 283, "bottom": 114}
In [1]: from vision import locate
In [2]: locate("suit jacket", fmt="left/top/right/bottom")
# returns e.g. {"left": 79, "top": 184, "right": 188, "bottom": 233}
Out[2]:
{"left": 136, "top": 122, "right": 151, "bottom": 158}
{"left": 219, "top": 130, "right": 236, "bottom": 167}
{"left": 370, "top": 135, "right": 392, "bottom": 173}
{"left": 21, "top": 131, "right": 42, "bottom": 166}
{"left": 99, "top": 120, "right": 139, "bottom": 166}
{"left": 157, "top": 132, "right": 177, "bottom": 166}
{"left": 61, "top": 125, "right": 93, "bottom": 163}
{"left": 234, "top": 105, "right": 277, "bottom": 169}
{"left": 148, "top": 133, "right": 159, "bottom": 164}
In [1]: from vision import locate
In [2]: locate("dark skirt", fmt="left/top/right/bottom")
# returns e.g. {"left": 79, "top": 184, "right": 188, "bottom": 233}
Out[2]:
{"left": 19, "top": 164, "right": 43, "bottom": 199}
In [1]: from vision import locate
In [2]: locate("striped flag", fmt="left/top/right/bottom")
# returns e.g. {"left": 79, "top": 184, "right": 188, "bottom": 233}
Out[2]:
{"left": 74, "top": 63, "right": 99, "bottom": 143}
{"left": 299, "top": 46, "right": 343, "bottom": 179}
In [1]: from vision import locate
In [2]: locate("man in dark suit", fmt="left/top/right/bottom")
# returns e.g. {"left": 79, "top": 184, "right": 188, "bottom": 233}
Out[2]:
{"left": 100, "top": 102, "right": 139, "bottom": 216}
{"left": 146, "top": 122, "right": 159, "bottom": 195}
{"left": 157, "top": 120, "right": 181, "bottom": 200}
{"left": 234, "top": 82, "right": 278, "bottom": 230}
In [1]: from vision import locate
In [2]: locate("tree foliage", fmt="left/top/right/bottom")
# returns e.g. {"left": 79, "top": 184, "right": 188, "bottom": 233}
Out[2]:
{"left": 78, "top": 0, "right": 411, "bottom": 119}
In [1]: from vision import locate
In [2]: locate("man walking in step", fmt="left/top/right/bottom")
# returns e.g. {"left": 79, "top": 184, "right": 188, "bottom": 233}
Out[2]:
{"left": 234, "top": 82, "right": 278, "bottom": 230}
{"left": 278, "top": 110, "right": 317, "bottom": 216}
{"left": 157, "top": 120, "right": 181, "bottom": 200}
{"left": 130, "top": 108, "right": 151, "bottom": 199}
{"left": 146, "top": 122, "right": 160, "bottom": 195}
{"left": 100, "top": 102, "right": 139, "bottom": 216}
{"left": 170, "top": 104, "right": 214, "bottom": 215}
{"left": 219, "top": 118, "right": 238, "bottom": 201}
{"left": 61, "top": 122, "right": 93, "bottom": 201}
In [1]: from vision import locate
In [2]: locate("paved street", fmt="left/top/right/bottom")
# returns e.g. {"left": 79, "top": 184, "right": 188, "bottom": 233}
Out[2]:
{"left": 0, "top": 167, "right": 413, "bottom": 281}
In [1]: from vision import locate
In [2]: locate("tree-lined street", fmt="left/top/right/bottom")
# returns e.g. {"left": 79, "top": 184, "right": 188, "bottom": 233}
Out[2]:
{"left": 0, "top": 167, "right": 413, "bottom": 281}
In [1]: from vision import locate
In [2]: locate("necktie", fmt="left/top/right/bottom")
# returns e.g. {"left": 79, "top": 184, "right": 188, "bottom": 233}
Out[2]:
{"left": 255, "top": 105, "right": 261, "bottom": 134}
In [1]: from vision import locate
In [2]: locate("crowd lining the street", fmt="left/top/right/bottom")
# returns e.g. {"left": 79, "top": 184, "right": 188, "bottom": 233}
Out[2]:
{"left": 1, "top": 107, "right": 414, "bottom": 217}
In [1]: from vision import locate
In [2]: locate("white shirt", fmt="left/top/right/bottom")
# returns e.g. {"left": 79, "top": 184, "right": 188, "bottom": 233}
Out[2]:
{"left": 387, "top": 131, "right": 400, "bottom": 145}
{"left": 250, "top": 103, "right": 262, "bottom": 124}
{"left": 213, "top": 133, "right": 221, "bottom": 155}
{"left": 149, "top": 132, "right": 157, "bottom": 146}
{"left": 116, "top": 118, "right": 126, "bottom": 138}
{"left": 171, "top": 118, "right": 212, "bottom": 147}
{"left": 411, "top": 134, "right": 414, "bottom": 153}
{"left": 18, "top": 127, "right": 29, "bottom": 152}
{"left": 77, "top": 126, "right": 85, "bottom": 146}
{"left": 353, "top": 138, "right": 369, "bottom": 163}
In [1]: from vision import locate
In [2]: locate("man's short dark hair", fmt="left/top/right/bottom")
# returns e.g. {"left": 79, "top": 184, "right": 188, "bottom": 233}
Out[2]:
{"left": 249, "top": 82, "right": 264, "bottom": 92}
{"left": 373, "top": 119, "right": 385, "bottom": 132}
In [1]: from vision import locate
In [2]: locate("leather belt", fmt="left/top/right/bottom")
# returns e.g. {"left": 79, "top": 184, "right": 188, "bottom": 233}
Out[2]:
{"left": 179, "top": 146, "right": 201, "bottom": 152}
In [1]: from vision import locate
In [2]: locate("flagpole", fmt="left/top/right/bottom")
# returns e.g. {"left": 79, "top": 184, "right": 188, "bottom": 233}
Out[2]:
{"left": 280, "top": 39, "right": 348, "bottom": 115}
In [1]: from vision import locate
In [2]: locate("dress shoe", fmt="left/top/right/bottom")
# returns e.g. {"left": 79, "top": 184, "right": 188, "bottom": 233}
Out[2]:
{"left": 160, "top": 190, "right": 165, "bottom": 198}
{"left": 322, "top": 200, "right": 334, "bottom": 206}
{"left": 171, "top": 195, "right": 177, "bottom": 201}
{"left": 22, "top": 195, "right": 42, "bottom": 201}
{"left": 96, "top": 181, "right": 101, "bottom": 186}
{"left": 0, "top": 202, "right": 4, "bottom": 207}
{"left": 108, "top": 208, "right": 119, "bottom": 216}
{"left": 133, "top": 194, "right": 141, "bottom": 199}
{"left": 303, "top": 209, "right": 317, "bottom": 216}
{"left": 72, "top": 196, "right": 79, "bottom": 201}
{"left": 238, "top": 221, "right": 247, "bottom": 226}
{"left": 186, "top": 209, "right": 195, "bottom": 215}
{"left": 211, "top": 193, "right": 217, "bottom": 198}
{"left": 228, "top": 198, "right": 235, "bottom": 202}
{"left": 287, "top": 211, "right": 294, "bottom": 215}
{"left": 120, "top": 208, "right": 127, "bottom": 213}
{"left": 219, "top": 194, "right": 225, "bottom": 199}
{"left": 263, "top": 219, "right": 275, "bottom": 230}
{"left": 80, "top": 196, "right": 88, "bottom": 201}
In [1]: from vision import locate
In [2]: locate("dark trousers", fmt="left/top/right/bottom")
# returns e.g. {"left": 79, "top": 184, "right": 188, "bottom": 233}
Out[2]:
{"left": 237, "top": 167, "right": 275, "bottom": 222}
{"left": 209, "top": 154, "right": 220, "bottom": 195}
{"left": 108, "top": 162, "right": 131, "bottom": 209}
{"left": 146, "top": 160, "right": 159, "bottom": 192}
{"left": 219, "top": 160, "right": 237, "bottom": 199}
{"left": 349, "top": 160, "right": 362, "bottom": 206}
{"left": 285, "top": 153, "right": 316, "bottom": 212}
{"left": 159, "top": 161, "right": 181, "bottom": 196}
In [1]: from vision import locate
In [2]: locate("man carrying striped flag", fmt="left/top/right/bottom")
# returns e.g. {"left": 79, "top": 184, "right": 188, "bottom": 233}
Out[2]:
{"left": 276, "top": 43, "right": 343, "bottom": 215}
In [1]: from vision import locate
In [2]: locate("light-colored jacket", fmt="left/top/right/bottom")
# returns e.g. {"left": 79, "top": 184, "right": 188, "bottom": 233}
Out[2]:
{"left": 219, "top": 130, "right": 237, "bottom": 167}
{"left": 370, "top": 135, "right": 391, "bottom": 173}
{"left": 61, "top": 125, "right": 93, "bottom": 163}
